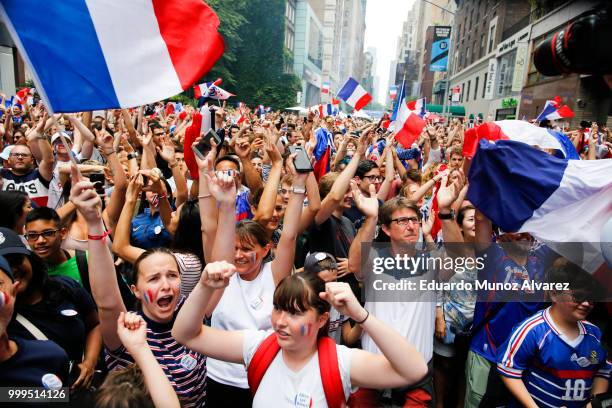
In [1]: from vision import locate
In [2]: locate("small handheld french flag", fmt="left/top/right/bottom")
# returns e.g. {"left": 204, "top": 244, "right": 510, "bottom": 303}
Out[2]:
{"left": 536, "top": 96, "right": 574, "bottom": 121}
{"left": 337, "top": 77, "right": 372, "bottom": 111}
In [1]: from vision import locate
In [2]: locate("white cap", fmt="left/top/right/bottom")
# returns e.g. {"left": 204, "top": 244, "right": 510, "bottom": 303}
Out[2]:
{"left": 51, "top": 131, "right": 72, "bottom": 145}
{"left": 0, "top": 145, "right": 13, "bottom": 161}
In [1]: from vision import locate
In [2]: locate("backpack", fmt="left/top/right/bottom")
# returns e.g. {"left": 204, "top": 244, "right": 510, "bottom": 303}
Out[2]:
{"left": 247, "top": 333, "right": 346, "bottom": 408}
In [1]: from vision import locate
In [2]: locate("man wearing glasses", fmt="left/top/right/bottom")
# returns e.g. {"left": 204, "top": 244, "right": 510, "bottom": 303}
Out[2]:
{"left": 0, "top": 131, "right": 54, "bottom": 207}
{"left": 347, "top": 194, "right": 437, "bottom": 406}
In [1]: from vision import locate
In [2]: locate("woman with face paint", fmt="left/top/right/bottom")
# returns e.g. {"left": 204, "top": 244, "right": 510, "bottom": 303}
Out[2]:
{"left": 173, "top": 261, "right": 428, "bottom": 408}
{"left": 195, "top": 154, "right": 309, "bottom": 407}
{"left": 69, "top": 168, "right": 206, "bottom": 408}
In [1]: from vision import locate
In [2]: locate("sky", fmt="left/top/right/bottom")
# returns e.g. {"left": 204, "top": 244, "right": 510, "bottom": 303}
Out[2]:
{"left": 364, "top": 0, "right": 415, "bottom": 104}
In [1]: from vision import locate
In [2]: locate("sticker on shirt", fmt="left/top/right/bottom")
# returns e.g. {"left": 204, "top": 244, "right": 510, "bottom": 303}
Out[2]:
{"left": 60, "top": 309, "right": 78, "bottom": 317}
{"left": 250, "top": 296, "right": 264, "bottom": 310}
{"left": 154, "top": 225, "right": 162, "bottom": 235}
{"left": 294, "top": 392, "right": 313, "bottom": 408}
{"left": 180, "top": 354, "right": 197, "bottom": 371}
{"left": 41, "top": 373, "right": 63, "bottom": 390}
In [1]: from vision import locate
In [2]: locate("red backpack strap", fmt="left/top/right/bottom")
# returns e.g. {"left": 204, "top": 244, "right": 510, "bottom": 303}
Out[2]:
{"left": 247, "top": 333, "right": 280, "bottom": 396}
{"left": 317, "top": 337, "right": 346, "bottom": 408}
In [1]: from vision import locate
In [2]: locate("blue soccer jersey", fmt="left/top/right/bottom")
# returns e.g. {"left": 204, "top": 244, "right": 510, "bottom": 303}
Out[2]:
{"left": 497, "top": 308, "right": 611, "bottom": 408}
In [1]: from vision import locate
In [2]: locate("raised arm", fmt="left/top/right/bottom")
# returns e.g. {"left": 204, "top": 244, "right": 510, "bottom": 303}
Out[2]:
{"left": 68, "top": 114, "right": 95, "bottom": 160}
{"left": 235, "top": 135, "right": 264, "bottom": 192}
{"left": 95, "top": 128, "right": 127, "bottom": 230}
{"left": 347, "top": 182, "right": 379, "bottom": 281}
{"left": 271, "top": 157, "right": 308, "bottom": 284}
{"left": 322, "top": 282, "right": 428, "bottom": 389}
{"left": 111, "top": 176, "right": 146, "bottom": 265}
{"left": 122, "top": 108, "right": 141, "bottom": 149}
{"left": 117, "top": 312, "right": 180, "bottom": 408}
{"left": 158, "top": 135, "right": 187, "bottom": 208}
{"left": 193, "top": 138, "right": 219, "bottom": 261}
{"left": 376, "top": 146, "right": 394, "bottom": 201}
{"left": 172, "top": 262, "right": 245, "bottom": 364}
{"left": 27, "top": 113, "right": 54, "bottom": 182}
{"left": 298, "top": 172, "right": 321, "bottom": 234}
{"left": 69, "top": 166, "right": 126, "bottom": 351}
{"left": 315, "top": 133, "right": 368, "bottom": 225}
{"left": 253, "top": 137, "right": 282, "bottom": 225}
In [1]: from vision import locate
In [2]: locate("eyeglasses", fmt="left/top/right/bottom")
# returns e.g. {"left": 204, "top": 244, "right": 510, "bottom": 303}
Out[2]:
{"left": 390, "top": 217, "right": 420, "bottom": 227}
{"left": 10, "top": 152, "right": 32, "bottom": 158}
{"left": 568, "top": 291, "right": 594, "bottom": 304}
{"left": 215, "top": 169, "right": 240, "bottom": 178}
{"left": 25, "top": 229, "right": 59, "bottom": 242}
{"left": 362, "top": 175, "right": 382, "bottom": 182}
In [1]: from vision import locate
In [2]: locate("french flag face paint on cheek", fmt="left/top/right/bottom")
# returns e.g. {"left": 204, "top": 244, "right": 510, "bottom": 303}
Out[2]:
{"left": 300, "top": 323, "right": 313, "bottom": 337}
{"left": 0, "top": 291, "right": 8, "bottom": 307}
{"left": 143, "top": 289, "right": 155, "bottom": 304}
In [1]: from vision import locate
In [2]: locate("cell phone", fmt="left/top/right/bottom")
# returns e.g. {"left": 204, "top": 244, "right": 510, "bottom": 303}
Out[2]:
{"left": 89, "top": 173, "right": 106, "bottom": 195}
{"left": 193, "top": 129, "right": 222, "bottom": 159}
{"left": 350, "top": 131, "right": 361, "bottom": 138}
{"left": 289, "top": 145, "right": 313, "bottom": 173}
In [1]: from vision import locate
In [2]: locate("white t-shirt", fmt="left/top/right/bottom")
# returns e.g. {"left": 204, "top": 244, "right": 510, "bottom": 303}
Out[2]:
{"left": 207, "top": 262, "right": 276, "bottom": 388}
{"left": 243, "top": 329, "right": 354, "bottom": 408}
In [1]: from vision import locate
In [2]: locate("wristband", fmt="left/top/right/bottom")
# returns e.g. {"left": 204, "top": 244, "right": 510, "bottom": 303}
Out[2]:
{"left": 88, "top": 229, "right": 112, "bottom": 241}
{"left": 198, "top": 193, "right": 212, "bottom": 199}
{"left": 355, "top": 309, "right": 369, "bottom": 325}
{"left": 103, "top": 150, "right": 115, "bottom": 156}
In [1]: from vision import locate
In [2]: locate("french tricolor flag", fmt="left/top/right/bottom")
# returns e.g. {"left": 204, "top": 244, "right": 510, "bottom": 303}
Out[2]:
{"left": 321, "top": 81, "right": 330, "bottom": 94}
{"left": 337, "top": 77, "right": 372, "bottom": 111}
{"left": 536, "top": 96, "right": 574, "bottom": 121}
{"left": 462, "top": 120, "right": 579, "bottom": 159}
{"left": 0, "top": 0, "right": 225, "bottom": 113}
{"left": 467, "top": 139, "right": 612, "bottom": 274}
{"left": 393, "top": 100, "right": 426, "bottom": 148}
{"left": 319, "top": 103, "right": 338, "bottom": 117}
{"left": 407, "top": 98, "right": 427, "bottom": 118}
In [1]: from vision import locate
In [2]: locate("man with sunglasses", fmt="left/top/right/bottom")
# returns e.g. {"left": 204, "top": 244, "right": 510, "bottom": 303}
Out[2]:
{"left": 1, "top": 116, "right": 54, "bottom": 207}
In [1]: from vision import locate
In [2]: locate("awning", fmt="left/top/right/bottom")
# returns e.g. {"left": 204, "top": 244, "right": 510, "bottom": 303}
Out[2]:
{"left": 426, "top": 104, "right": 466, "bottom": 116}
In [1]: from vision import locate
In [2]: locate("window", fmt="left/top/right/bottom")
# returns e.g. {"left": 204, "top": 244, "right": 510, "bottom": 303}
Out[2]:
{"left": 474, "top": 76, "right": 479, "bottom": 100}
{"left": 466, "top": 47, "right": 470, "bottom": 65}
{"left": 480, "top": 33, "right": 486, "bottom": 58}
{"left": 488, "top": 25, "right": 496, "bottom": 53}
{"left": 496, "top": 50, "right": 517, "bottom": 97}
{"left": 466, "top": 80, "right": 471, "bottom": 102}
{"left": 461, "top": 83, "right": 465, "bottom": 102}
{"left": 482, "top": 73, "right": 487, "bottom": 98}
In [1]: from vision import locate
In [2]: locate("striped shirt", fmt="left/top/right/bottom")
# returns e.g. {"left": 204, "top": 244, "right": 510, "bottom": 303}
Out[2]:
{"left": 175, "top": 251, "right": 203, "bottom": 297}
{"left": 105, "top": 299, "right": 207, "bottom": 407}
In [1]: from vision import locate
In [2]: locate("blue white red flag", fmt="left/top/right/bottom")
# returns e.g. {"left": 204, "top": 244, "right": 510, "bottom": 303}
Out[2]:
{"left": 389, "top": 85, "right": 398, "bottom": 100}
{"left": 390, "top": 80, "right": 405, "bottom": 122}
{"left": 536, "top": 96, "right": 574, "bottom": 121}
{"left": 467, "top": 139, "right": 612, "bottom": 273}
{"left": 318, "top": 103, "right": 338, "bottom": 117}
{"left": 337, "top": 77, "right": 372, "bottom": 111}
{"left": 462, "top": 120, "right": 579, "bottom": 159}
{"left": 392, "top": 99, "right": 426, "bottom": 148}
{"left": 321, "top": 81, "right": 330, "bottom": 94}
{"left": 312, "top": 127, "right": 335, "bottom": 181}
{"left": 194, "top": 81, "right": 234, "bottom": 100}
{"left": 0, "top": 0, "right": 224, "bottom": 113}
{"left": 407, "top": 98, "right": 427, "bottom": 118}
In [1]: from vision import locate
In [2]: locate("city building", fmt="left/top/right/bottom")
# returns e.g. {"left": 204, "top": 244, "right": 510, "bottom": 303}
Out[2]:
{"left": 293, "top": 0, "right": 325, "bottom": 106}
{"left": 311, "top": 0, "right": 367, "bottom": 101}
{"left": 362, "top": 47, "right": 377, "bottom": 101}
{"left": 519, "top": 1, "right": 611, "bottom": 127}
{"left": 0, "top": 22, "right": 26, "bottom": 96}
{"left": 447, "top": 0, "right": 532, "bottom": 120}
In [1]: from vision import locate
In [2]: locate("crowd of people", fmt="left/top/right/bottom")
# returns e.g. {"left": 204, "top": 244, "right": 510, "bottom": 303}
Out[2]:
{"left": 0, "top": 94, "right": 609, "bottom": 408}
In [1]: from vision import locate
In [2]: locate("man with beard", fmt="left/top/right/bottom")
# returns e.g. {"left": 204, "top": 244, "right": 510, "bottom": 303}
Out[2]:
{"left": 462, "top": 209, "right": 560, "bottom": 408}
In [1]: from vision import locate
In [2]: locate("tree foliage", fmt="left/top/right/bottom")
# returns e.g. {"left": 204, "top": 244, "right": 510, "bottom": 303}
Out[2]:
{"left": 203, "top": 0, "right": 300, "bottom": 109}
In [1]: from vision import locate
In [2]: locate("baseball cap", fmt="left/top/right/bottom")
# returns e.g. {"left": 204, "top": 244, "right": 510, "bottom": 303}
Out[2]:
{"left": 303, "top": 252, "right": 337, "bottom": 274}
{"left": 0, "top": 227, "right": 32, "bottom": 258}
{"left": 51, "top": 131, "right": 73, "bottom": 145}
{"left": 0, "top": 255, "right": 13, "bottom": 282}
{"left": 0, "top": 145, "right": 13, "bottom": 161}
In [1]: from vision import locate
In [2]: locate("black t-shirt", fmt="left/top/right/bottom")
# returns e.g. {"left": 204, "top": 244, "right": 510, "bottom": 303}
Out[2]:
{"left": 9, "top": 276, "right": 98, "bottom": 362}
{"left": 0, "top": 337, "right": 69, "bottom": 387}
{"left": 344, "top": 199, "right": 384, "bottom": 231}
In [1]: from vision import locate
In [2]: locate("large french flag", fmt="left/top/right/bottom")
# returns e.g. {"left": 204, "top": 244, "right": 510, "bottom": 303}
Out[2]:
{"left": 337, "top": 77, "right": 372, "bottom": 111}
{"left": 393, "top": 99, "right": 426, "bottom": 148}
{"left": 536, "top": 97, "right": 574, "bottom": 121}
{"left": 467, "top": 139, "right": 612, "bottom": 273}
{"left": 0, "top": 0, "right": 224, "bottom": 113}
{"left": 462, "top": 120, "right": 579, "bottom": 159}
